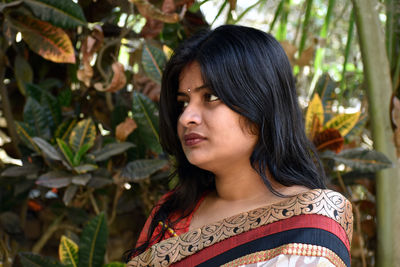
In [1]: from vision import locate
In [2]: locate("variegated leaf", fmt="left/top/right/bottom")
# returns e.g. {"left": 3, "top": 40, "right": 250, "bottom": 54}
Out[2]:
{"left": 23, "top": 0, "right": 87, "bottom": 28}
{"left": 305, "top": 93, "right": 324, "bottom": 138}
{"left": 69, "top": 118, "right": 96, "bottom": 152}
{"left": 59, "top": 235, "right": 78, "bottom": 267}
{"left": 9, "top": 14, "right": 75, "bottom": 63}
{"left": 324, "top": 112, "right": 360, "bottom": 137}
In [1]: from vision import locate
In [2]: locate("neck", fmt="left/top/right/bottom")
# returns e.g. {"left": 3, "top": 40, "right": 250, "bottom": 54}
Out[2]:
{"left": 212, "top": 163, "right": 276, "bottom": 202}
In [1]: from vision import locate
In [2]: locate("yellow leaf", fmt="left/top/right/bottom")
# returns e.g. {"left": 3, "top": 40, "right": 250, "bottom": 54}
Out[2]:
{"left": 163, "top": 44, "right": 173, "bottom": 60}
{"left": 324, "top": 112, "right": 360, "bottom": 137}
{"left": 59, "top": 235, "right": 78, "bottom": 267}
{"left": 305, "top": 94, "right": 324, "bottom": 138}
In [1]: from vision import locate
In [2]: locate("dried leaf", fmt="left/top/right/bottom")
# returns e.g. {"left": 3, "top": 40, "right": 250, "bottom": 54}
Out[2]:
{"left": 296, "top": 44, "right": 314, "bottom": 67}
{"left": 130, "top": 0, "right": 179, "bottom": 23}
{"left": 77, "top": 26, "right": 103, "bottom": 87}
{"left": 116, "top": 118, "right": 137, "bottom": 142}
{"left": 94, "top": 62, "right": 126, "bottom": 92}
{"left": 280, "top": 40, "right": 297, "bottom": 65}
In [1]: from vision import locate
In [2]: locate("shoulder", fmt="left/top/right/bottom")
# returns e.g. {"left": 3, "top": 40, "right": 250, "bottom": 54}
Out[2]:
{"left": 282, "top": 188, "right": 353, "bottom": 244}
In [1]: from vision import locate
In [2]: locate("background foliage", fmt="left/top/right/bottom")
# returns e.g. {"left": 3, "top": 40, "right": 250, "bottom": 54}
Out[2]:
{"left": 0, "top": 0, "right": 399, "bottom": 266}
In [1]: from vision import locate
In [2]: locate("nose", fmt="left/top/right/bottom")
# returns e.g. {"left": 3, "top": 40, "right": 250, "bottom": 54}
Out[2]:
{"left": 178, "top": 102, "right": 202, "bottom": 127}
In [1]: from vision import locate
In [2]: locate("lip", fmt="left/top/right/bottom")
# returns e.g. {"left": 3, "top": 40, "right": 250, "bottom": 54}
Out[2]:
{"left": 183, "top": 133, "right": 206, "bottom": 146}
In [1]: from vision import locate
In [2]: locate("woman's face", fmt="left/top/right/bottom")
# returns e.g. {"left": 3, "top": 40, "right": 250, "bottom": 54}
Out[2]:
{"left": 177, "top": 62, "right": 258, "bottom": 173}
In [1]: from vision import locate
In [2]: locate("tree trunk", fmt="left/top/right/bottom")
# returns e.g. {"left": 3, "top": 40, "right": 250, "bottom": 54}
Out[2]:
{"left": 352, "top": 0, "right": 400, "bottom": 265}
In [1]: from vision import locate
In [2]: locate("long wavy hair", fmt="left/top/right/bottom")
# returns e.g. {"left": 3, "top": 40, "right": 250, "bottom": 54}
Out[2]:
{"left": 126, "top": 24, "right": 326, "bottom": 259}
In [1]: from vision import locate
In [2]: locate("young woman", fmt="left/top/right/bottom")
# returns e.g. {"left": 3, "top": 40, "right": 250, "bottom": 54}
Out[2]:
{"left": 127, "top": 25, "right": 353, "bottom": 267}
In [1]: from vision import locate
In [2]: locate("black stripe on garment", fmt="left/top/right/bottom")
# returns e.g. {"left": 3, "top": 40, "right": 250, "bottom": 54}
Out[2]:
{"left": 197, "top": 228, "right": 350, "bottom": 267}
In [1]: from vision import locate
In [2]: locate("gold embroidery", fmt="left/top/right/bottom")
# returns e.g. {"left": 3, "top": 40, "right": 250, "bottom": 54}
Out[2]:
{"left": 221, "top": 243, "right": 346, "bottom": 267}
{"left": 128, "top": 189, "right": 353, "bottom": 267}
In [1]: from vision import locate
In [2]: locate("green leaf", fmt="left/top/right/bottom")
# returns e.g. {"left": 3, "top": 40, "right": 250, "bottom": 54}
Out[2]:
{"left": 63, "top": 184, "right": 78, "bottom": 206}
{"left": 91, "top": 142, "right": 135, "bottom": 162}
{"left": 78, "top": 212, "right": 108, "bottom": 267}
{"left": 142, "top": 43, "right": 166, "bottom": 84}
{"left": 23, "top": 97, "right": 51, "bottom": 139}
{"left": 36, "top": 171, "right": 72, "bottom": 188}
{"left": 19, "top": 252, "right": 64, "bottom": 267}
{"left": 121, "top": 159, "right": 167, "bottom": 182}
{"left": 69, "top": 118, "right": 96, "bottom": 153}
{"left": 73, "top": 143, "right": 92, "bottom": 166}
{"left": 23, "top": 0, "right": 87, "bottom": 28}
{"left": 132, "top": 91, "right": 162, "bottom": 154}
{"left": 55, "top": 118, "right": 78, "bottom": 142}
{"left": 58, "top": 89, "right": 72, "bottom": 107}
{"left": 59, "top": 235, "right": 79, "bottom": 267}
{"left": 73, "top": 164, "right": 98, "bottom": 174}
{"left": 321, "top": 148, "right": 393, "bottom": 172}
{"left": 8, "top": 13, "right": 76, "bottom": 63}
{"left": 57, "top": 138, "right": 74, "bottom": 167}
{"left": 14, "top": 55, "right": 33, "bottom": 95}
{"left": 33, "top": 137, "right": 63, "bottom": 161}
{"left": 25, "top": 83, "right": 62, "bottom": 131}
{"left": 103, "top": 263, "right": 126, "bottom": 267}
{"left": 15, "top": 121, "right": 40, "bottom": 152}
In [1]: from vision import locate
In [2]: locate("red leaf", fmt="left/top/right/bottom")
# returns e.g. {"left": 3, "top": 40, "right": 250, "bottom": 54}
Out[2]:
{"left": 313, "top": 128, "right": 344, "bottom": 153}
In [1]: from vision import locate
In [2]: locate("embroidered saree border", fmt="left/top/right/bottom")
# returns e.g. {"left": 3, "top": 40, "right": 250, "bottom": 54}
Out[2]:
{"left": 182, "top": 215, "right": 350, "bottom": 266}
{"left": 128, "top": 189, "right": 353, "bottom": 267}
{"left": 221, "top": 243, "right": 346, "bottom": 267}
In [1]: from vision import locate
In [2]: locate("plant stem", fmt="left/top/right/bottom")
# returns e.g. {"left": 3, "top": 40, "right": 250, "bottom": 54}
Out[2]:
{"left": 32, "top": 214, "right": 64, "bottom": 253}
{"left": 89, "top": 190, "right": 100, "bottom": 215}
{"left": 108, "top": 185, "right": 124, "bottom": 226}
{"left": 354, "top": 204, "right": 367, "bottom": 267}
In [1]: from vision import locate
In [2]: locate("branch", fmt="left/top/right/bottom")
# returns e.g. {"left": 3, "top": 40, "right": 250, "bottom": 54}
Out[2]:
{"left": 32, "top": 214, "right": 64, "bottom": 253}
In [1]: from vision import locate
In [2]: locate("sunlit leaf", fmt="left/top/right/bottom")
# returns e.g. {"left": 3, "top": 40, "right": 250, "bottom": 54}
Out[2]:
{"left": 14, "top": 55, "right": 33, "bottom": 95}
{"left": 132, "top": 91, "right": 162, "bottom": 154}
{"left": 36, "top": 171, "right": 72, "bottom": 188}
{"left": 79, "top": 212, "right": 108, "bottom": 267}
{"left": 8, "top": 14, "right": 76, "bottom": 63}
{"left": 142, "top": 43, "right": 166, "bottom": 84}
{"left": 59, "top": 235, "right": 78, "bottom": 267}
{"left": 69, "top": 118, "right": 96, "bottom": 153}
{"left": 324, "top": 112, "right": 360, "bottom": 137}
{"left": 305, "top": 93, "right": 324, "bottom": 138}
{"left": 91, "top": 142, "right": 135, "bottom": 162}
{"left": 19, "top": 252, "right": 64, "bottom": 267}
{"left": 23, "top": 0, "right": 87, "bottom": 28}
{"left": 121, "top": 159, "right": 167, "bottom": 182}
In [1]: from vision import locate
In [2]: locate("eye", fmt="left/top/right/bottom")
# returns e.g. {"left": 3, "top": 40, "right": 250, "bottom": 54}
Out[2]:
{"left": 205, "top": 93, "right": 219, "bottom": 102}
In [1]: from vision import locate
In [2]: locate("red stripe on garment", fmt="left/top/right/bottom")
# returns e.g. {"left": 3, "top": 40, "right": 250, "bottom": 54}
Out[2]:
{"left": 172, "top": 214, "right": 349, "bottom": 267}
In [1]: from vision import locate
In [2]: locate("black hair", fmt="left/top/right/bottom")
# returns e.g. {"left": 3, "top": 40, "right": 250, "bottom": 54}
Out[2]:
{"left": 126, "top": 24, "right": 326, "bottom": 260}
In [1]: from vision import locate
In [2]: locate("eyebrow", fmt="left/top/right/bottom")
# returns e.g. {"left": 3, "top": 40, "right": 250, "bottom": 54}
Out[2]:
{"left": 177, "top": 84, "right": 209, "bottom": 96}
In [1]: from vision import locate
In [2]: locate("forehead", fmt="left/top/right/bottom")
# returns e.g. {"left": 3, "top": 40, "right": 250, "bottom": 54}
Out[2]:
{"left": 178, "top": 62, "right": 204, "bottom": 92}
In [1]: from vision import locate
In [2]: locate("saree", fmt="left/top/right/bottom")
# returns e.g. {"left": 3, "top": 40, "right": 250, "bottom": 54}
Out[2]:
{"left": 128, "top": 189, "right": 353, "bottom": 267}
